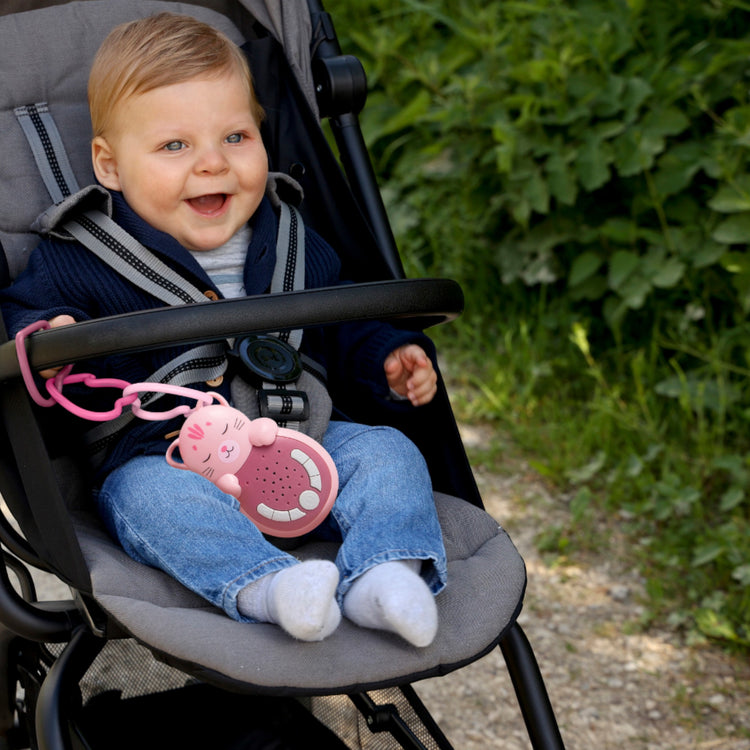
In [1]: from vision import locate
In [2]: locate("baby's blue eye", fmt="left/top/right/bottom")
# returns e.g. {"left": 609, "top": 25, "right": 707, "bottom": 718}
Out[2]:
{"left": 226, "top": 133, "right": 244, "bottom": 144}
{"left": 164, "top": 141, "right": 184, "bottom": 151}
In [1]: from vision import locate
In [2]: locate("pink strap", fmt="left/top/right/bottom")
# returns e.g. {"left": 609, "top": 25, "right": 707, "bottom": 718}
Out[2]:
{"left": 14, "top": 320, "right": 73, "bottom": 407}
{"left": 15, "top": 321, "right": 217, "bottom": 422}
{"left": 45, "top": 373, "right": 137, "bottom": 421}
{"left": 122, "top": 383, "right": 217, "bottom": 421}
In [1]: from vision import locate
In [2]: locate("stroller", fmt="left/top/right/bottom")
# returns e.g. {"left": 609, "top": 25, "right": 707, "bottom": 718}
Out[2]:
{"left": 0, "top": 1, "right": 565, "bottom": 748}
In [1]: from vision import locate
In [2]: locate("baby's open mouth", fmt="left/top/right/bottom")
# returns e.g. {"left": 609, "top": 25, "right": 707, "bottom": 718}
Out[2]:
{"left": 187, "top": 193, "right": 228, "bottom": 215}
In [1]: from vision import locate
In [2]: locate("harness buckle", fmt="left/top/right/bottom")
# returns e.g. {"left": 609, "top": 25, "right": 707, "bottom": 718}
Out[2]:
{"left": 231, "top": 334, "right": 303, "bottom": 385}
{"left": 258, "top": 388, "right": 310, "bottom": 422}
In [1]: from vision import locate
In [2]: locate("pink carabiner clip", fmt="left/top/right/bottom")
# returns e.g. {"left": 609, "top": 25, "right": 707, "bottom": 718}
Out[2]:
{"left": 122, "top": 382, "right": 217, "bottom": 421}
{"left": 45, "top": 373, "right": 138, "bottom": 421}
{"left": 14, "top": 320, "right": 74, "bottom": 407}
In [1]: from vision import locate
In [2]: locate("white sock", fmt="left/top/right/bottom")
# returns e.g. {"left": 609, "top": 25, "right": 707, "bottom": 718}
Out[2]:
{"left": 237, "top": 560, "right": 341, "bottom": 642}
{"left": 342, "top": 560, "right": 438, "bottom": 647}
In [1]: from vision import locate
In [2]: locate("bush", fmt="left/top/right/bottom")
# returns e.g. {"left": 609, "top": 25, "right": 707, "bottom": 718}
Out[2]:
{"left": 330, "top": 0, "right": 750, "bottom": 649}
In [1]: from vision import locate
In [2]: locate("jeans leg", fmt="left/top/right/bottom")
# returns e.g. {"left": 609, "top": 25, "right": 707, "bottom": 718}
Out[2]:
{"left": 321, "top": 421, "right": 447, "bottom": 604}
{"left": 96, "top": 455, "right": 298, "bottom": 621}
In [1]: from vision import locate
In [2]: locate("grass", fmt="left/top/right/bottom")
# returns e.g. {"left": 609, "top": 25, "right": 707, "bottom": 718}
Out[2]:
{"left": 429, "top": 292, "right": 750, "bottom": 653}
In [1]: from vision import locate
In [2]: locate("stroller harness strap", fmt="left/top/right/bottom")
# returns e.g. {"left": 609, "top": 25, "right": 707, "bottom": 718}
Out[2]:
{"left": 65, "top": 201, "right": 314, "bottom": 458}
{"left": 63, "top": 198, "right": 321, "bottom": 437}
{"left": 14, "top": 102, "right": 80, "bottom": 204}
{"left": 15, "top": 98, "right": 328, "bottom": 446}
{"left": 65, "top": 210, "right": 209, "bottom": 307}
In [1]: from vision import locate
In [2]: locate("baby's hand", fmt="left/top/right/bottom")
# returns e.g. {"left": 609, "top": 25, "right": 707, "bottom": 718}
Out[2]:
{"left": 39, "top": 315, "right": 76, "bottom": 379}
{"left": 384, "top": 344, "right": 437, "bottom": 406}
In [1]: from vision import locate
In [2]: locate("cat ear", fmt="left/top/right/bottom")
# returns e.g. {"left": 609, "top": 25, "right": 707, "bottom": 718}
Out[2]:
{"left": 165, "top": 439, "right": 187, "bottom": 469}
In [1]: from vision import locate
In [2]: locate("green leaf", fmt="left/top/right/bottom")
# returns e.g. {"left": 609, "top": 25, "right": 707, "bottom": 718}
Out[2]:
{"left": 565, "top": 451, "right": 607, "bottom": 484}
{"left": 602, "top": 295, "right": 628, "bottom": 330}
{"left": 593, "top": 75, "right": 627, "bottom": 118}
{"left": 569, "top": 250, "right": 603, "bottom": 286}
{"left": 720, "top": 486, "right": 745, "bottom": 512}
{"left": 708, "top": 176, "right": 750, "bottom": 214}
{"left": 718, "top": 252, "right": 750, "bottom": 278}
{"left": 599, "top": 218, "right": 638, "bottom": 244}
{"left": 618, "top": 275, "right": 651, "bottom": 309}
{"left": 568, "top": 274, "right": 608, "bottom": 301}
{"left": 621, "top": 77, "right": 653, "bottom": 121}
{"left": 523, "top": 168, "right": 550, "bottom": 215}
{"left": 608, "top": 250, "right": 640, "bottom": 289}
{"left": 613, "top": 127, "right": 665, "bottom": 177}
{"left": 693, "top": 543, "right": 724, "bottom": 567}
{"left": 732, "top": 564, "right": 750, "bottom": 586}
{"left": 545, "top": 153, "right": 578, "bottom": 206}
{"left": 653, "top": 142, "right": 706, "bottom": 197}
{"left": 691, "top": 242, "right": 726, "bottom": 269}
{"left": 641, "top": 106, "right": 690, "bottom": 139}
{"left": 649, "top": 257, "right": 685, "bottom": 289}
{"left": 711, "top": 213, "right": 750, "bottom": 244}
{"left": 575, "top": 136, "right": 612, "bottom": 191}
{"left": 376, "top": 89, "right": 432, "bottom": 139}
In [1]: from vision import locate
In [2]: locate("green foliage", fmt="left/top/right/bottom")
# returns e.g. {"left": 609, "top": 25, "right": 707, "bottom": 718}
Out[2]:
{"left": 329, "top": 0, "right": 750, "bottom": 649}
{"left": 334, "top": 0, "right": 750, "bottom": 327}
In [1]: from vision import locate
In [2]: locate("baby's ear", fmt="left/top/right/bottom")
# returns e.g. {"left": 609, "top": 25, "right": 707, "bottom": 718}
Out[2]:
{"left": 91, "top": 136, "right": 122, "bottom": 190}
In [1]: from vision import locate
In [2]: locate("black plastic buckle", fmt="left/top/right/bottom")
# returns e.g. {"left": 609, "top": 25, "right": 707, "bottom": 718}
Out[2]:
{"left": 231, "top": 334, "right": 303, "bottom": 385}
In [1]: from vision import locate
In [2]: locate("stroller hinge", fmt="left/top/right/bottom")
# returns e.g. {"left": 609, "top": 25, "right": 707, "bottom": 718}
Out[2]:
{"left": 349, "top": 693, "right": 433, "bottom": 750}
{"left": 311, "top": 9, "right": 336, "bottom": 43}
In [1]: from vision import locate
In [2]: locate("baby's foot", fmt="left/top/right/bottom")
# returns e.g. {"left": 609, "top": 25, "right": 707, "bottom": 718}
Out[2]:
{"left": 267, "top": 560, "right": 341, "bottom": 641}
{"left": 238, "top": 560, "right": 341, "bottom": 641}
{"left": 343, "top": 560, "right": 438, "bottom": 647}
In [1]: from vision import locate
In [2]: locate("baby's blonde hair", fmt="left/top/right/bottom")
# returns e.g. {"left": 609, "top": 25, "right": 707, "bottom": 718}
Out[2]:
{"left": 88, "top": 12, "right": 264, "bottom": 138}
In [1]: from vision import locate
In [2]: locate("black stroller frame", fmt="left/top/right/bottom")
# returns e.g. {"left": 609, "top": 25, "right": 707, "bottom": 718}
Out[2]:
{"left": 0, "top": 1, "right": 565, "bottom": 748}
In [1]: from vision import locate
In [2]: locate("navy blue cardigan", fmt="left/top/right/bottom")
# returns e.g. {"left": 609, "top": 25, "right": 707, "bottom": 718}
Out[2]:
{"left": 1, "top": 191, "right": 432, "bottom": 481}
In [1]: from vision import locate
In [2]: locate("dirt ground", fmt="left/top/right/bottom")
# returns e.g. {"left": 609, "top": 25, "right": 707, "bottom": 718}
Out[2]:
{"left": 414, "top": 424, "right": 750, "bottom": 749}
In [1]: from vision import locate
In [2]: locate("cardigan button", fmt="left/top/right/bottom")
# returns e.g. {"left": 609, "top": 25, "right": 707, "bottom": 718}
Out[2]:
{"left": 206, "top": 375, "right": 224, "bottom": 387}
{"left": 204, "top": 290, "right": 219, "bottom": 301}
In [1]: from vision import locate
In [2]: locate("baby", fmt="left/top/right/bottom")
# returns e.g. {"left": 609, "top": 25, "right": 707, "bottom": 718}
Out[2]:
{"left": 1, "top": 13, "right": 447, "bottom": 646}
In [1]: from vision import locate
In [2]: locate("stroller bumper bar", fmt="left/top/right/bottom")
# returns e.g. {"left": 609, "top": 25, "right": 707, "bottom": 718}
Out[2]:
{"left": 0, "top": 279, "right": 463, "bottom": 380}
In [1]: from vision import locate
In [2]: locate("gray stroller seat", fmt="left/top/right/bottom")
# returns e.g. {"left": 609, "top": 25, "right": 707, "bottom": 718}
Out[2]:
{"left": 0, "top": 2, "right": 564, "bottom": 748}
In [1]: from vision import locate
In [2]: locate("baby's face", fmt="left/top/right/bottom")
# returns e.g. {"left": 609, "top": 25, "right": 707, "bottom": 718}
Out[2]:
{"left": 92, "top": 68, "right": 268, "bottom": 252}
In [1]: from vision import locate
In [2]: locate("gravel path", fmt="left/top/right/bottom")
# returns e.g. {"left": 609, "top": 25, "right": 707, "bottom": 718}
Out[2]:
{"left": 414, "top": 424, "right": 750, "bottom": 749}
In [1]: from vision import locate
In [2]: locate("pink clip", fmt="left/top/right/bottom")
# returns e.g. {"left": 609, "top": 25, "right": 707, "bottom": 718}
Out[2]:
{"left": 15, "top": 322, "right": 217, "bottom": 424}
{"left": 122, "top": 383, "right": 216, "bottom": 421}
{"left": 45, "top": 373, "right": 137, "bottom": 421}
{"left": 14, "top": 320, "right": 74, "bottom": 407}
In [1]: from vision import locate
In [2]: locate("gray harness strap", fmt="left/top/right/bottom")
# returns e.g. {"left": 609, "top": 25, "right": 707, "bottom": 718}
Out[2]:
{"left": 65, "top": 211, "right": 206, "bottom": 306}
{"left": 66, "top": 202, "right": 314, "bottom": 434}
{"left": 260, "top": 201, "right": 307, "bottom": 429}
{"left": 270, "top": 202, "right": 304, "bottom": 350}
{"left": 16, "top": 101, "right": 320, "bottom": 441}
{"left": 14, "top": 103, "right": 80, "bottom": 203}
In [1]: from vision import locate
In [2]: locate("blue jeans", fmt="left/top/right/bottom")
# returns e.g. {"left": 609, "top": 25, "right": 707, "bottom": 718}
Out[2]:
{"left": 96, "top": 420, "right": 447, "bottom": 622}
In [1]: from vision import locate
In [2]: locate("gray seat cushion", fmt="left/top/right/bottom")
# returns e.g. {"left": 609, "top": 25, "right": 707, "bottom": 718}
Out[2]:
{"left": 73, "top": 493, "right": 526, "bottom": 694}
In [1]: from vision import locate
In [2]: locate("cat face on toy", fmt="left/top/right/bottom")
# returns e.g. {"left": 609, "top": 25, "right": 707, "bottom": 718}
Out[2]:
{"left": 179, "top": 407, "right": 253, "bottom": 479}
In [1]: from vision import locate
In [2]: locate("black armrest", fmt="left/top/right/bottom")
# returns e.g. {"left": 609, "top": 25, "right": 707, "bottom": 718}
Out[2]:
{"left": 0, "top": 279, "right": 462, "bottom": 379}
